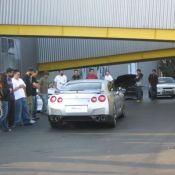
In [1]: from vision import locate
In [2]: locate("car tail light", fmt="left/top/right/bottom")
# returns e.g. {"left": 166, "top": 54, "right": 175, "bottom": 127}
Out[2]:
{"left": 98, "top": 95, "right": 106, "bottom": 102}
{"left": 91, "top": 96, "right": 97, "bottom": 103}
{"left": 57, "top": 97, "right": 63, "bottom": 103}
{"left": 50, "top": 96, "right": 56, "bottom": 103}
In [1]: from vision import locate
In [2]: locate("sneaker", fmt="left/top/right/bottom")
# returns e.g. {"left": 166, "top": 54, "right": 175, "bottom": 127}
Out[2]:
{"left": 3, "top": 128, "right": 12, "bottom": 132}
{"left": 32, "top": 116, "right": 40, "bottom": 121}
{"left": 136, "top": 100, "right": 141, "bottom": 103}
{"left": 30, "top": 119, "right": 36, "bottom": 124}
{"left": 23, "top": 120, "right": 36, "bottom": 126}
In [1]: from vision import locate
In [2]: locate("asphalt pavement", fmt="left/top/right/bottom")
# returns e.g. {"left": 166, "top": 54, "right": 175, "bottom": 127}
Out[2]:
{"left": 0, "top": 96, "right": 175, "bottom": 175}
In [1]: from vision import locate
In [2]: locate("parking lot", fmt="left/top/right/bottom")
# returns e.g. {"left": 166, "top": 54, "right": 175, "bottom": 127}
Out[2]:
{"left": 0, "top": 96, "right": 175, "bottom": 175}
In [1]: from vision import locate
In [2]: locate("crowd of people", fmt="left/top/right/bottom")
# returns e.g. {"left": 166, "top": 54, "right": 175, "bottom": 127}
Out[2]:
{"left": 135, "top": 68, "right": 158, "bottom": 102}
{"left": 0, "top": 68, "right": 49, "bottom": 132}
{"left": 0, "top": 66, "right": 158, "bottom": 132}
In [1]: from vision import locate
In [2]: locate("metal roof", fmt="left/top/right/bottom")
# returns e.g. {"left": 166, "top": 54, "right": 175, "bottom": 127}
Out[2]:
{"left": 1, "top": 0, "right": 175, "bottom": 29}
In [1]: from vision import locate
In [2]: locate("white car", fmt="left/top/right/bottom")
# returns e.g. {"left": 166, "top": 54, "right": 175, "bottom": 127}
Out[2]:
{"left": 48, "top": 80, "right": 125, "bottom": 128}
{"left": 37, "top": 88, "right": 56, "bottom": 112}
{"left": 157, "top": 77, "right": 175, "bottom": 97}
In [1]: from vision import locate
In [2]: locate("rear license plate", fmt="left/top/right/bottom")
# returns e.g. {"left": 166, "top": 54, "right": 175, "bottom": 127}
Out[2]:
{"left": 163, "top": 90, "right": 173, "bottom": 95}
{"left": 66, "top": 106, "right": 88, "bottom": 113}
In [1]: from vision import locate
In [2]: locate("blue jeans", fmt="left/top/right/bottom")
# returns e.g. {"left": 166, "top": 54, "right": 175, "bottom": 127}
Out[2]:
{"left": 40, "top": 94, "right": 48, "bottom": 112}
{"left": 0, "top": 101, "right": 9, "bottom": 130}
{"left": 149, "top": 86, "right": 157, "bottom": 99}
{"left": 15, "top": 98, "right": 31, "bottom": 125}
{"left": 32, "top": 96, "right": 37, "bottom": 118}
{"left": 136, "top": 86, "right": 143, "bottom": 100}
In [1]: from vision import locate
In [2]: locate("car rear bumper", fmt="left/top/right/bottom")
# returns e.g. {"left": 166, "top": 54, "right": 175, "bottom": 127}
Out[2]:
{"left": 48, "top": 114, "right": 113, "bottom": 123}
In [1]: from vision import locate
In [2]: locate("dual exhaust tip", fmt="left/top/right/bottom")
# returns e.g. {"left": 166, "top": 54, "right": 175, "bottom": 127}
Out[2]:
{"left": 93, "top": 116, "right": 106, "bottom": 122}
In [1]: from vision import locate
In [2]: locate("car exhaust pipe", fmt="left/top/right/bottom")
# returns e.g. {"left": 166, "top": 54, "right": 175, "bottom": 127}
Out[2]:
{"left": 101, "top": 116, "right": 105, "bottom": 121}
{"left": 95, "top": 116, "right": 100, "bottom": 122}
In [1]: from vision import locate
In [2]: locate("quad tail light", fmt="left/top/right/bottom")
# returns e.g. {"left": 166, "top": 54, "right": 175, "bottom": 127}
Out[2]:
{"left": 57, "top": 97, "right": 63, "bottom": 103}
{"left": 91, "top": 96, "right": 97, "bottom": 103}
{"left": 91, "top": 95, "right": 106, "bottom": 103}
{"left": 50, "top": 96, "right": 57, "bottom": 103}
{"left": 98, "top": 95, "right": 106, "bottom": 102}
{"left": 50, "top": 95, "right": 106, "bottom": 103}
{"left": 50, "top": 96, "right": 63, "bottom": 103}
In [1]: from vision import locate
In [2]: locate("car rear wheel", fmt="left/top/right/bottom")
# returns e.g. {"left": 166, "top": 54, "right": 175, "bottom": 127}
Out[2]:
{"left": 108, "top": 105, "right": 117, "bottom": 128}
{"left": 120, "top": 105, "right": 126, "bottom": 118}
{"left": 49, "top": 121, "right": 58, "bottom": 128}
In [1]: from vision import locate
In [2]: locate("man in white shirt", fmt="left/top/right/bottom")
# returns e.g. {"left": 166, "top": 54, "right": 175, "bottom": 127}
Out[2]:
{"left": 54, "top": 70, "right": 67, "bottom": 90}
{"left": 12, "top": 69, "right": 35, "bottom": 126}
{"left": 104, "top": 71, "right": 113, "bottom": 82}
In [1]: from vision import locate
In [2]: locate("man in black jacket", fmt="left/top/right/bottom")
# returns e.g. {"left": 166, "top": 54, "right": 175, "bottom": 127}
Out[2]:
{"left": 31, "top": 70, "right": 40, "bottom": 120}
{"left": 148, "top": 69, "right": 158, "bottom": 100}
{"left": 0, "top": 73, "right": 11, "bottom": 132}
{"left": 23, "top": 68, "right": 34, "bottom": 116}
{"left": 5, "top": 67, "right": 15, "bottom": 128}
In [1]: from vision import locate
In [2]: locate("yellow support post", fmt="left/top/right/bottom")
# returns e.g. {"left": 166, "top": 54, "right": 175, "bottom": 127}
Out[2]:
{"left": 37, "top": 48, "right": 175, "bottom": 71}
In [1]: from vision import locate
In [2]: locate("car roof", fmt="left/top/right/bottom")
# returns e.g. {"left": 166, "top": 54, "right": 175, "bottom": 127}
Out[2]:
{"left": 67, "top": 79, "right": 107, "bottom": 84}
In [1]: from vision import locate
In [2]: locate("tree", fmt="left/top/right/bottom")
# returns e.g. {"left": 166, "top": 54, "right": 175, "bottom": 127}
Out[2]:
{"left": 159, "top": 58, "right": 175, "bottom": 77}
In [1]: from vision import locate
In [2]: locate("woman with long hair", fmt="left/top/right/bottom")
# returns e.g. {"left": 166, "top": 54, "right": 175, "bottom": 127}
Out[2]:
{"left": 0, "top": 72, "right": 11, "bottom": 132}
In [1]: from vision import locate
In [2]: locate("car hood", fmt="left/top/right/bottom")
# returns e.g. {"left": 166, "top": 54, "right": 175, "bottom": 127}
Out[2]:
{"left": 157, "top": 83, "right": 175, "bottom": 88}
{"left": 113, "top": 74, "right": 136, "bottom": 88}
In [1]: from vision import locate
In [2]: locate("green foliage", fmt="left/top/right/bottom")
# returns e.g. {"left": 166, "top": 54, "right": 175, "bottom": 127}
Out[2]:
{"left": 159, "top": 59, "right": 175, "bottom": 77}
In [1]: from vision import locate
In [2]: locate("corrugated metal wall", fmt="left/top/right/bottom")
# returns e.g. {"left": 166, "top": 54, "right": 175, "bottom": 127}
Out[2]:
{"left": 0, "top": 37, "right": 21, "bottom": 72}
{"left": 0, "top": 37, "right": 37, "bottom": 74}
{"left": 1, "top": 0, "right": 175, "bottom": 29}
{"left": 37, "top": 38, "right": 175, "bottom": 63}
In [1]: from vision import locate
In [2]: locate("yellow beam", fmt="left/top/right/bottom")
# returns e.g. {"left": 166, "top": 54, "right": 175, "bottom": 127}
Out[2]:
{"left": 1, "top": 25, "right": 175, "bottom": 41}
{"left": 37, "top": 48, "right": 175, "bottom": 72}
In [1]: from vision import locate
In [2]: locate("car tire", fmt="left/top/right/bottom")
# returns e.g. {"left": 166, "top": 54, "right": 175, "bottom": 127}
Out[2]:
{"left": 148, "top": 91, "right": 151, "bottom": 98}
{"left": 108, "top": 105, "right": 117, "bottom": 128}
{"left": 49, "top": 122, "right": 58, "bottom": 128}
{"left": 120, "top": 105, "right": 126, "bottom": 118}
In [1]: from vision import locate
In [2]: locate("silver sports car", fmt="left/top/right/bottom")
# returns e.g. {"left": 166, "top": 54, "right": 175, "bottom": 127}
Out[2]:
{"left": 48, "top": 80, "right": 125, "bottom": 128}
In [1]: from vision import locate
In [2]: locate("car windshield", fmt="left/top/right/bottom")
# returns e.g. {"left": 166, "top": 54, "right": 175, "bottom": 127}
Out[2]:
{"left": 158, "top": 77, "right": 175, "bottom": 84}
{"left": 61, "top": 82, "right": 102, "bottom": 91}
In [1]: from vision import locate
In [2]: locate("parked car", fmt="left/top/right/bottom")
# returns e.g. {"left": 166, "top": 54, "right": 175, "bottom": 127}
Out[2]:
{"left": 113, "top": 74, "right": 137, "bottom": 99}
{"left": 156, "top": 77, "right": 175, "bottom": 98}
{"left": 48, "top": 80, "right": 125, "bottom": 128}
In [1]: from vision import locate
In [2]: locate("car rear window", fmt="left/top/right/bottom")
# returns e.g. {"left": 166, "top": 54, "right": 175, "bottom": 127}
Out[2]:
{"left": 61, "top": 82, "right": 102, "bottom": 91}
